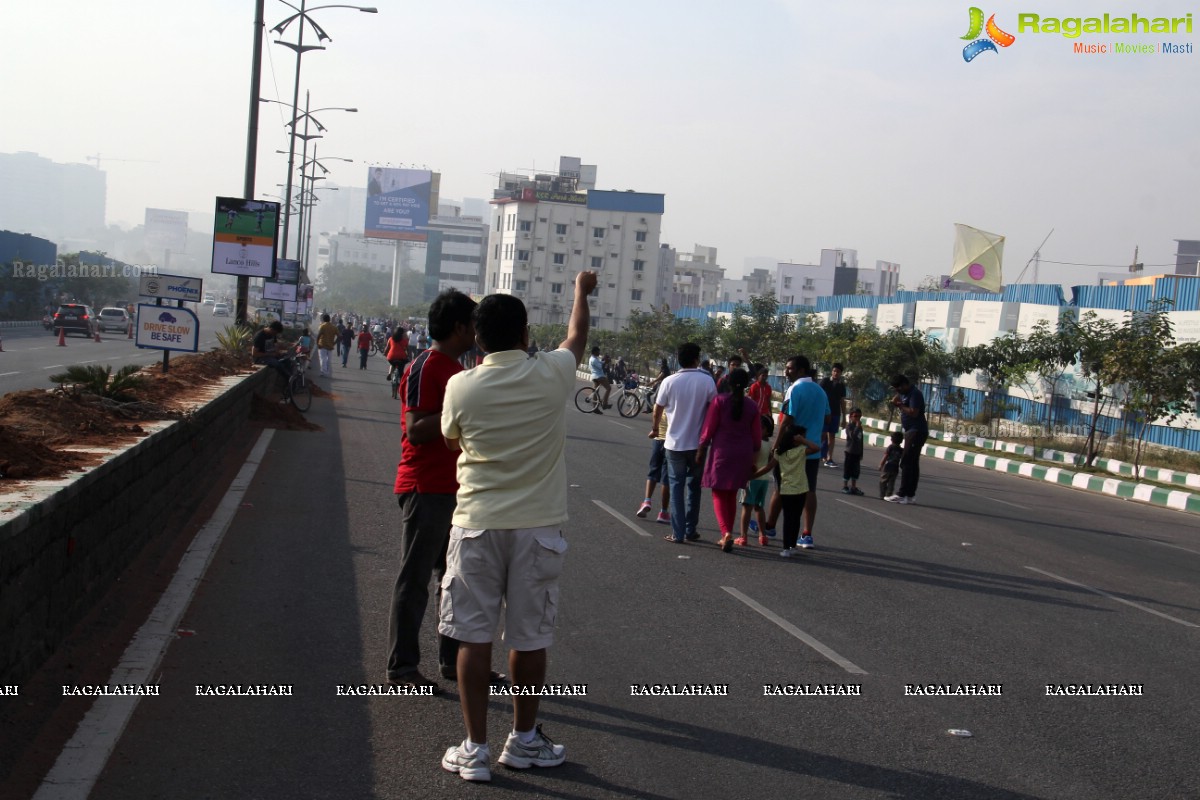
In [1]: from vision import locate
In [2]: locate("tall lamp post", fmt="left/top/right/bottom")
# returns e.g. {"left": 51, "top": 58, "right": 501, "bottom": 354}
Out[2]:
{"left": 272, "top": 1, "right": 376, "bottom": 260}
{"left": 296, "top": 147, "right": 353, "bottom": 267}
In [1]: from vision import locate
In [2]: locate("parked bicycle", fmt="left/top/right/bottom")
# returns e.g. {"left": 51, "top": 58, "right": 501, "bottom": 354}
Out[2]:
{"left": 283, "top": 354, "right": 312, "bottom": 411}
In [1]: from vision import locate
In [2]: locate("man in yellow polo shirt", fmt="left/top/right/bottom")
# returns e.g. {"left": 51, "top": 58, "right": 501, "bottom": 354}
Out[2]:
{"left": 438, "top": 270, "right": 596, "bottom": 782}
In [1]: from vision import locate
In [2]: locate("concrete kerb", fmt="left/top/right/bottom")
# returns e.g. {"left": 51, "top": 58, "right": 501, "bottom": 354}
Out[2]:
{"left": 863, "top": 430, "right": 1200, "bottom": 515}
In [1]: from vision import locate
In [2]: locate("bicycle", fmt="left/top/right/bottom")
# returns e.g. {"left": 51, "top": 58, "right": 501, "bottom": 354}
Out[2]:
{"left": 283, "top": 354, "right": 312, "bottom": 411}
{"left": 616, "top": 376, "right": 656, "bottom": 418}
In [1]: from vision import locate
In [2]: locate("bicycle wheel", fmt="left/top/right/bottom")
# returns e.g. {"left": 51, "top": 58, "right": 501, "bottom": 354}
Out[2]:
{"left": 617, "top": 391, "right": 641, "bottom": 418}
{"left": 574, "top": 386, "right": 598, "bottom": 413}
{"left": 391, "top": 376, "right": 400, "bottom": 400}
{"left": 289, "top": 373, "right": 312, "bottom": 412}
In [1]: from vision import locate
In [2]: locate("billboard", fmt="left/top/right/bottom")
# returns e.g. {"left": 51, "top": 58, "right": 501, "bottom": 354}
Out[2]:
{"left": 364, "top": 168, "right": 433, "bottom": 241}
{"left": 135, "top": 304, "right": 199, "bottom": 353}
{"left": 275, "top": 257, "right": 300, "bottom": 285}
{"left": 144, "top": 208, "right": 188, "bottom": 253}
{"left": 263, "top": 280, "right": 298, "bottom": 302}
{"left": 211, "top": 197, "right": 279, "bottom": 278}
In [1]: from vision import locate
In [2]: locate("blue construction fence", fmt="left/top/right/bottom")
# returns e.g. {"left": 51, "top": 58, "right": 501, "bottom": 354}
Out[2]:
{"left": 916, "top": 382, "right": 1200, "bottom": 452}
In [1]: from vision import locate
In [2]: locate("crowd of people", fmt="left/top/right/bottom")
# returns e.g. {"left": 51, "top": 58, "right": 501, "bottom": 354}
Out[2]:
{"left": 643, "top": 346, "right": 928, "bottom": 556}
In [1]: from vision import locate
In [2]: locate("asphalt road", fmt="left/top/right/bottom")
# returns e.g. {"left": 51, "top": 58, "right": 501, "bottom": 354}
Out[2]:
{"left": 22, "top": 359, "right": 1200, "bottom": 799}
{"left": 0, "top": 323, "right": 225, "bottom": 395}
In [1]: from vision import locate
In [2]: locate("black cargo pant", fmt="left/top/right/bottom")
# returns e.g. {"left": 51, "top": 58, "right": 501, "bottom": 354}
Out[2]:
{"left": 897, "top": 430, "right": 929, "bottom": 499}
{"left": 386, "top": 492, "right": 460, "bottom": 679}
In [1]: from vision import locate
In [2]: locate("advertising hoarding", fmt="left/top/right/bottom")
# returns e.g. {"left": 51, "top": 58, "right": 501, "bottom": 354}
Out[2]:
{"left": 140, "top": 273, "right": 203, "bottom": 304}
{"left": 364, "top": 168, "right": 433, "bottom": 241}
{"left": 211, "top": 197, "right": 279, "bottom": 278}
{"left": 144, "top": 208, "right": 189, "bottom": 253}
{"left": 263, "top": 280, "right": 298, "bottom": 302}
{"left": 275, "top": 257, "right": 300, "bottom": 285}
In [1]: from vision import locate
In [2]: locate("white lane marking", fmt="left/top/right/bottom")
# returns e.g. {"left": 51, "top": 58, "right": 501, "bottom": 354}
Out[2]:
{"left": 42, "top": 365, "right": 65, "bottom": 370}
{"left": 606, "top": 419, "right": 634, "bottom": 430}
{"left": 1143, "top": 539, "right": 1200, "bottom": 557}
{"left": 833, "top": 498, "right": 922, "bottom": 530}
{"left": 0, "top": 371, "right": 19, "bottom": 377}
{"left": 33, "top": 429, "right": 276, "bottom": 800}
{"left": 592, "top": 499, "right": 652, "bottom": 537}
{"left": 722, "top": 587, "right": 868, "bottom": 675}
{"left": 1024, "top": 566, "right": 1200, "bottom": 629}
{"left": 947, "top": 486, "right": 1029, "bottom": 510}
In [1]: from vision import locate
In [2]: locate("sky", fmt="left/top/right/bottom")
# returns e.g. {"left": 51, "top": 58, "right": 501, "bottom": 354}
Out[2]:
{"left": 3, "top": 0, "right": 1198, "bottom": 291}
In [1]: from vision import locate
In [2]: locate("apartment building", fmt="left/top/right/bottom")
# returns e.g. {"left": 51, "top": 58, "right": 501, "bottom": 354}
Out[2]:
{"left": 485, "top": 160, "right": 665, "bottom": 330}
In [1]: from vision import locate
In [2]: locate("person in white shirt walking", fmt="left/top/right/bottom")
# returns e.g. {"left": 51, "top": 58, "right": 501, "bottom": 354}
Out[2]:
{"left": 652, "top": 342, "right": 717, "bottom": 544}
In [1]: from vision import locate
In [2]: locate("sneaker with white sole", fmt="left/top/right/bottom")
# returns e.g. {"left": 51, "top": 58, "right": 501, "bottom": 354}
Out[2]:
{"left": 635, "top": 501, "right": 652, "bottom": 518}
{"left": 902, "top": 497, "right": 916, "bottom": 505}
{"left": 798, "top": 534, "right": 814, "bottom": 549}
{"left": 655, "top": 510, "right": 671, "bottom": 524}
{"left": 443, "top": 742, "right": 491, "bottom": 781}
{"left": 498, "top": 724, "right": 566, "bottom": 769}
{"left": 748, "top": 520, "right": 759, "bottom": 533}
{"left": 779, "top": 547, "right": 795, "bottom": 557}
{"left": 884, "top": 494, "right": 903, "bottom": 503}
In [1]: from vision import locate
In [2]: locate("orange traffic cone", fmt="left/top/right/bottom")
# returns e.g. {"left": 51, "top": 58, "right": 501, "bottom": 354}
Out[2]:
{"left": 57, "top": 327, "right": 67, "bottom": 347}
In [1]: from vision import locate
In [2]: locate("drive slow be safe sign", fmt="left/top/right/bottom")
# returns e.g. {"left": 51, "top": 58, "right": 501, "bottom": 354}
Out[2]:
{"left": 135, "top": 304, "right": 199, "bottom": 353}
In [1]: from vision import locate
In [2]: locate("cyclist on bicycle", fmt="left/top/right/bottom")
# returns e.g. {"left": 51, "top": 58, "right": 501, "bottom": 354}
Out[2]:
{"left": 386, "top": 327, "right": 410, "bottom": 382}
{"left": 588, "top": 346, "right": 612, "bottom": 412}
{"left": 252, "top": 320, "right": 294, "bottom": 383}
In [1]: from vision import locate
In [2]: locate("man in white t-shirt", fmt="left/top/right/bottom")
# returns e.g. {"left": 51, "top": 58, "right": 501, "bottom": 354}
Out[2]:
{"left": 437, "top": 271, "right": 597, "bottom": 782}
{"left": 651, "top": 342, "right": 717, "bottom": 543}
{"left": 588, "top": 346, "right": 612, "bottom": 412}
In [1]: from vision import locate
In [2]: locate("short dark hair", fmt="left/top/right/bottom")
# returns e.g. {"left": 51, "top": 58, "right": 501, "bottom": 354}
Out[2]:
{"left": 890, "top": 374, "right": 910, "bottom": 390}
{"left": 321, "top": 313, "right": 330, "bottom": 322}
{"left": 849, "top": 407, "right": 862, "bottom": 415}
{"left": 678, "top": 342, "right": 701, "bottom": 368}
{"left": 269, "top": 320, "right": 283, "bottom": 332}
{"left": 591, "top": 346, "right": 600, "bottom": 356}
{"left": 474, "top": 294, "right": 527, "bottom": 352}
{"left": 891, "top": 431, "right": 904, "bottom": 443}
{"left": 832, "top": 362, "right": 844, "bottom": 371}
{"left": 728, "top": 354, "right": 743, "bottom": 366}
{"left": 428, "top": 289, "right": 477, "bottom": 341}
{"left": 787, "top": 354, "right": 811, "bottom": 374}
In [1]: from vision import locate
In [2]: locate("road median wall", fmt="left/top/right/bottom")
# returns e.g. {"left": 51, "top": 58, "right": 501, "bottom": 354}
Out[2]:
{"left": 0, "top": 368, "right": 272, "bottom": 686}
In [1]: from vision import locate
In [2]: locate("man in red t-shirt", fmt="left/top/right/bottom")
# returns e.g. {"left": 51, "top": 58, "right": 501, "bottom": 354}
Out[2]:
{"left": 747, "top": 366, "right": 774, "bottom": 417}
{"left": 386, "top": 290, "right": 477, "bottom": 692}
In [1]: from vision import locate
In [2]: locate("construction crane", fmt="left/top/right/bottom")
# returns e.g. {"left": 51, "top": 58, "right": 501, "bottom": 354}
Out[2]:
{"left": 85, "top": 153, "right": 159, "bottom": 170}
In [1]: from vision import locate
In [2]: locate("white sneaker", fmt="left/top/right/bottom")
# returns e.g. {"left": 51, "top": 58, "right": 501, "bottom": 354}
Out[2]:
{"left": 904, "top": 497, "right": 916, "bottom": 505}
{"left": 884, "top": 495, "right": 903, "bottom": 503}
{"left": 442, "top": 742, "right": 491, "bottom": 781}
{"left": 498, "top": 724, "right": 566, "bottom": 769}
{"left": 779, "top": 547, "right": 795, "bottom": 557}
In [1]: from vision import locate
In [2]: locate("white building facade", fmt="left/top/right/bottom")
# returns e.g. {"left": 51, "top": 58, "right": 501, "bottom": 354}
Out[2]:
{"left": 485, "top": 178, "right": 665, "bottom": 330}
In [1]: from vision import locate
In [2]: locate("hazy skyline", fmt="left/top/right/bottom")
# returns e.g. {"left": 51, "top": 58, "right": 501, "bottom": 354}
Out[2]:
{"left": 3, "top": 1, "right": 1197, "bottom": 290}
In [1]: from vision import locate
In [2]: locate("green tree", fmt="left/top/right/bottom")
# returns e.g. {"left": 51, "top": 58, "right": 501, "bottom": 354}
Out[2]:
{"left": 1061, "top": 310, "right": 1123, "bottom": 466}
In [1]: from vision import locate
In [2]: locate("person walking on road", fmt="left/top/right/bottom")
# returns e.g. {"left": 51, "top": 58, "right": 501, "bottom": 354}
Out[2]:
{"left": 316, "top": 313, "right": 338, "bottom": 378}
{"left": 879, "top": 430, "right": 903, "bottom": 499}
{"left": 841, "top": 408, "right": 865, "bottom": 495}
{"left": 819, "top": 363, "right": 848, "bottom": 467}
{"left": 437, "top": 271, "right": 597, "bottom": 782}
{"left": 357, "top": 324, "right": 372, "bottom": 370}
{"left": 884, "top": 374, "right": 928, "bottom": 504}
{"left": 340, "top": 324, "right": 354, "bottom": 368}
{"left": 652, "top": 342, "right": 717, "bottom": 544}
{"left": 765, "top": 355, "right": 830, "bottom": 549}
{"left": 387, "top": 291, "right": 477, "bottom": 694}
{"left": 697, "top": 367, "right": 762, "bottom": 552}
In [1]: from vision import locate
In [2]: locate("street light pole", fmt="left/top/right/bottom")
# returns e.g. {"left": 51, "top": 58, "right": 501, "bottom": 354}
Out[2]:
{"left": 272, "top": 1, "right": 377, "bottom": 261}
{"left": 239, "top": 0, "right": 266, "bottom": 326}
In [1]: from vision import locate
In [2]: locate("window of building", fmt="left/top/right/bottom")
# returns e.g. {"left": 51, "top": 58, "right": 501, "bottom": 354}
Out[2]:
{"left": 612, "top": 224, "right": 620, "bottom": 230}
{"left": 633, "top": 259, "right": 645, "bottom": 272}
{"left": 635, "top": 230, "right": 647, "bottom": 242}
{"left": 555, "top": 223, "right": 567, "bottom": 235}
{"left": 803, "top": 278, "right": 814, "bottom": 289}
{"left": 576, "top": 220, "right": 584, "bottom": 226}
{"left": 514, "top": 280, "right": 528, "bottom": 291}
{"left": 538, "top": 217, "right": 547, "bottom": 223}
{"left": 553, "top": 253, "right": 565, "bottom": 265}
{"left": 592, "top": 227, "right": 605, "bottom": 238}
{"left": 517, "top": 250, "right": 530, "bottom": 261}
{"left": 591, "top": 256, "right": 603, "bottom": 269}
{"left": 519, "top": 220, "right": 532, "bottom": 232}
{"left": 573, "top": 249, "right": 582, "bottom": 255}
{"left": 550, "top": 282, "right": 563, "bottom": 295}
{"left": 782, "top": 295, "right": 793, "bottom": 304}
{"left": 494, "top": 244, "right": 499, "bottom": 260}
{"left": 783, "top": 276, "right": 792, "bottom": 289}
{"left": 631, "top": 289, "right": 643, "bottom": 301}
{"left": 496, "top": 216, "right": 501, "bottom": 232}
